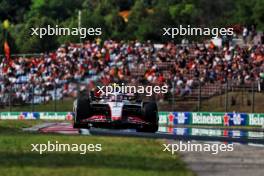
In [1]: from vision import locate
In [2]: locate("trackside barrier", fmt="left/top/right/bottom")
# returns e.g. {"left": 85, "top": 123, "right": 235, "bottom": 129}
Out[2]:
{"left": 0, "top": 112, "right": 74, "bottom": 120}
{"left": 158, "top": 112, "right": 264, "bottom": 127}
{"left": 157, "top": 126, "right": 264, "bottom": 139}
{"left": 0, "top": 112, "right": 264, "bottom": 127}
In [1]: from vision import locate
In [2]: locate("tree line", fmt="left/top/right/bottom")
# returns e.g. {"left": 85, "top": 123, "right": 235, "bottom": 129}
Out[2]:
{"left": 0, "top": 0, "right": 263, "bottom": 53}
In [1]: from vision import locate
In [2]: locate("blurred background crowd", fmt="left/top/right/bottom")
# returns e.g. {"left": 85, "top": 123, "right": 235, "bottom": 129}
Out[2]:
{"left": 0, "top": 37, "right": 263, "bottom": 107}
{"left": 0, "top": 0, "right": 264, "bottom": 112}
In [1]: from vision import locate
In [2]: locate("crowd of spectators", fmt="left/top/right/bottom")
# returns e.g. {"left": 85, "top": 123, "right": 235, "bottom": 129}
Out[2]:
{"left": 0, "top": 39, "right": 263, "bottom": 106}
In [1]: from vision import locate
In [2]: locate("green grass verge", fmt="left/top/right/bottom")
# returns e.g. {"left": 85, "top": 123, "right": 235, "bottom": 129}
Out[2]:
{"left": 0, "top": 120, "right": 194, "bottom": 176}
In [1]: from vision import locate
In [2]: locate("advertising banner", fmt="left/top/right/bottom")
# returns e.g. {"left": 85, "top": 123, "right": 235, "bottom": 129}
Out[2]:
{"left": 0, "top": 112, "right": 73, "bottom": 120}
{"left": 39, "top": 112, "right": 74, "bottom": 120}
{"left": 158, "top": 112, "right": 190, "bottom": 126}
{"left": 248, "top": 113, "right": 264, "bottom": 126}
{"left": 158, "top": 112, "right": 169, "bottom": 125}
{"left": 1, "top": 111, "right": 264, "bottom": 127}
{"left": 0, "top": 112, "right": 20, "bottom": 120}
{"left": 172, "top": 112, "right": 190, "bottom": 125}
{"left": 20, "top": 112, "right": 40, "bottom": 120}
{"left": 191, "top": 112, "right": 223, "bottom": 125}
{"left": 158, "top": 112, "right": 264, "bottom": 127}
{"left": 225, "top": 113, "right": 247, "bottom": 126}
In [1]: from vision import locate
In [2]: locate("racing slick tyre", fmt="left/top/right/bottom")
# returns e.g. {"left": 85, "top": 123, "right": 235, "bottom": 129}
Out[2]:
{"left": 137, "top": 102, "right": 159, "bottom": 133}
{"left": 73, "top": 97, "right": 91, "bottom": 129}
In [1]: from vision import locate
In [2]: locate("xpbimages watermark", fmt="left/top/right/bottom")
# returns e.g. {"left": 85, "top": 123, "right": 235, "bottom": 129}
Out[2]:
{"left": 163, "top": 141, "right": 234, "bottom": 155}
{"left": 31, "top": 141, "right": 102, "bottom": 154}
{"left": 30, "top": 25, "right": 102, "bottom": 38}
{"left": 97, "top": 83, "right": 168, "bottom": 96}
{"left": 163, "top": 25, "right": 234, "bottom": 39}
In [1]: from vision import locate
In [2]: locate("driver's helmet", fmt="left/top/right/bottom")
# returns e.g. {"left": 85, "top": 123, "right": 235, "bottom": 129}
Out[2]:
{"left": 116, "top": 94, "right": 123, "bottom": 101}
{"left": 108, "top": 93, "right": 123, "bottom": 102}
{"left": 109, "top": 94, "right": 115, "bottom": 101}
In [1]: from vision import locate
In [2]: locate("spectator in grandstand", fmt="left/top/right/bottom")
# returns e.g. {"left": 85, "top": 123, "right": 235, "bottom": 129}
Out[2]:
{"left": 0, "top": 39, "right": 263, "bottom": 106}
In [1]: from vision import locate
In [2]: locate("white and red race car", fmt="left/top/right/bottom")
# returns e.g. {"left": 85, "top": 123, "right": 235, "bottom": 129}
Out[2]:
{"left": 73, "top": 92, "right": 158, "bottom": 133}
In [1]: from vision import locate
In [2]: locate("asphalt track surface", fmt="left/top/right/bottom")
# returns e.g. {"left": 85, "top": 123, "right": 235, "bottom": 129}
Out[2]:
{"left": 24, "top": 122, "right": 264, "bottom": 145}
{"left": 24, "top": 122, "right": 264, "bottom": 176}
{"left": 178, "top": 141, "right": 264, "bottom": 176}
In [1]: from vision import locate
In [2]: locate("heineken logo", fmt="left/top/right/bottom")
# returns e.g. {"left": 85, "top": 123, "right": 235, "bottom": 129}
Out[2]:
{"left": 192, "top": 113, "right": 222, "bottom": 124}
{"left": 249, "top": 114, "right": 264, "bottom": 126}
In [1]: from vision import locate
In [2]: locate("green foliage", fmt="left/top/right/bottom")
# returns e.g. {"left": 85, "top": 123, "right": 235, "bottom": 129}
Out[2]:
{"left": 231, "top": 0, "right": 264, "bottom": 30}
{"left": 169, "top": 3, "right": 198, "bottom": 24}
{"left": 232, "top": 0, "right": 255, "bottom": 25}
{"left": 15, "top": 15, "right": 59, "bottom": 53}
{"left": 0, "top": 0, "right": 31, "bottom": 23}
{"left": 126, "top": 0, "right": 149, "bottom": 40}
{"left": 169, "top": 4, "right": 193, "bottom": 19}
{"left": 104, "top": 11, "right": 126, "bottom": 40}
{"left": 252, "top": 0, "right": 264, "bottom": 30}
{"left": 0, "top": 0, "right": 263, "bottom": 53}
{"left": 27, "top": 0, "right": 83, "bottom": 21}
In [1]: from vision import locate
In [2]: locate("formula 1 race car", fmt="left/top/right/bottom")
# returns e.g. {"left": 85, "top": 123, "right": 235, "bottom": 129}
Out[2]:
{"left": 73, "top": 92, "right": 159, "bottom": 133}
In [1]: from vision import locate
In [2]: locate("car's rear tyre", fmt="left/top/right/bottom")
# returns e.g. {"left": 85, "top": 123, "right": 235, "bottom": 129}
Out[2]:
{"left": 73, "top": 97, "right": 91, "bottom": 129}
{"left": 137, "top": 102, "right": 159, "bottom": 133}
{"left": 73, "top": 123, "right": 89, "bottom": 129}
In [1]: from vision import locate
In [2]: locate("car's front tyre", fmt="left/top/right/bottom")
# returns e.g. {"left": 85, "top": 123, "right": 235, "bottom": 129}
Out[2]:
{"left": 73, "top": 97, "right": 91, "bottom": 129}
{"left": 137, "top": 102, "right": 159, "bottom": 133}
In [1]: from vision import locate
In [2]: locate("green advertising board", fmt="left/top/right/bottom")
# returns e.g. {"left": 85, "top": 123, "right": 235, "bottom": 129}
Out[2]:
{"left": 0, "top": 112, "right": 20, "bottom": 119}
{"left": 191, "top": 112, "right": 223, "bottom": 125}
{"left": 158, "top": 112, "right": 169, "bottom": 125}
{"left": 40, "top": 112, "right": 69, "bottom": 120}
{"left": 0, "top": 111, "right": 264, "bottom": 127}
{"left": 248, "top": 113, "right": 264, "bottom": 126}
